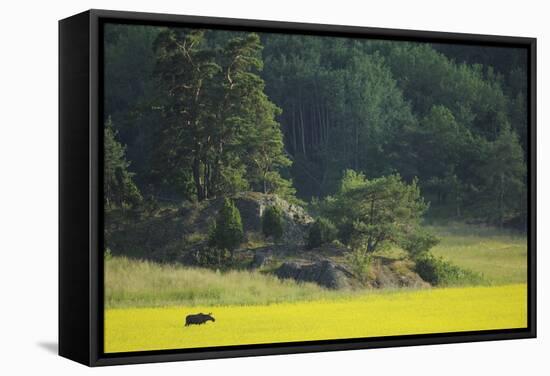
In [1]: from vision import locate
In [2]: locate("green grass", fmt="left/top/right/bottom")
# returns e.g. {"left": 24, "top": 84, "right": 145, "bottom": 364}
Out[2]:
{"left": 427, "top": 223, "right": 527, "bottom": 284}
{"left": 105, "top": 284, "right": 527, "bottom": 353}
{"left": 378, "top": 223, "right": 526, "bottom": 285}
{"left": 106, "top": 223, "right": 527, "bottom": 308}
{"left": 105, "top": 256, "right": 355, "bottom": 309}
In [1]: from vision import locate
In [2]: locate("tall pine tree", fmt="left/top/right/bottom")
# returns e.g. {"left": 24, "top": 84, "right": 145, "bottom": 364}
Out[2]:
{"left": 104, "top": 117, "right": 142, "bottom": 209}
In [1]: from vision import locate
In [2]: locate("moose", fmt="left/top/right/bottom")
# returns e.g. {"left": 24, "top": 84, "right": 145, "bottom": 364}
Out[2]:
{"left": 185, "top": 312, "right": 216, "bottom": 326}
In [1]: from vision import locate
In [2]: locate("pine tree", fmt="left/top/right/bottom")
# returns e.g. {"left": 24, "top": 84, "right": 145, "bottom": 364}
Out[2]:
{"left": 154, "top": 31, "right": 294, "bottom": 201}
{"left": 479, "top": 124, "right": 526, "bottom": 227}
{"left": 154, "top": 29, "right": 221, "bottom": 201}
{"left": 321, "top": 171, "right": 429, "bottom": 254}
{"left": 262, "top": 205, "right": 284, "bottom": 242}
{"left": 209, "top": 198, "right": 244, "bottom": 258}
{"left": 104, "top": 117, "right": 142, "bottom": 209}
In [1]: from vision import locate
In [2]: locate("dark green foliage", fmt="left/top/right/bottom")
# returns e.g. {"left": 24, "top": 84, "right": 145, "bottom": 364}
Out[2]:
{"left": 476, "top": 124, "right": 526, "bottom": 227}
{"left": 307, "top": 218, "right": 337, "bottom": 249}
{"left": 414, "top": 252, "right": 485, "bottom": 286}
{"left": 400, "top": 230, "right": 440, "bottom": 259}
{"left": 193, "top": 246, "right": 232, "bottom": 269}
{"left": 433, "top": 44, "right": 528, "bottom": 150}
{"left": 262, "top": 205, "right": 284, "bottom": 241}
{"left": 320, "top": 170, "right": 429, "bottom": 254}
{"left": 152, "top": 30, "right": 293, "bottom": 202}
{"left": 103, "top": 24, "right": 167, "bottom": 198}
{"left": 104, "top": 117, "right": 142, "bottom": 209}
{"left": 346, "top": 249, "right": 371, "bottom": 284}
{"left": 102, "top": 25, "right": 528, "bottom": 229}
{"left": 261, "top": 36, "right": 527, "bottom": 226}
{"left": 209, "top": 198, "right": 244, "bottom": 257}
{"left": 262, "top": 35, "right": 417, "bottom": 197}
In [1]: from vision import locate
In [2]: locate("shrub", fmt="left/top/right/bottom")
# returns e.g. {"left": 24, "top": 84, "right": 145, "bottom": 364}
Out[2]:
{"left": 307, "top": 217, "right": 337, "bottom": 249}
{"left": 414, "top": 252, "right": 485, "bottom": 286}
{"left": 319, "top": 172, "right": 428, "bottom": 253}
{"left": 346, "top": 248, "right": 371, "bottom": 284}
{"left": 400, "top": 230, "right": 440, "bottom": 258}
{"left": 262, "top": 205, "right": 284, "bottom": 242}
{"left": 193, "top": 245, "right": 232, "bottom": 269}
{"left": 104, "top": 248, "right": 113, "bottom": 261}
{"left": 209, "top": 198, "right": 244, "bottom": 258}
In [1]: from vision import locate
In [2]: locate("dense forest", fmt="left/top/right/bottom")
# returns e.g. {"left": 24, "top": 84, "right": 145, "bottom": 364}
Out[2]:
{"left": 104, "top": 24, "right": 528, "bottom": 229}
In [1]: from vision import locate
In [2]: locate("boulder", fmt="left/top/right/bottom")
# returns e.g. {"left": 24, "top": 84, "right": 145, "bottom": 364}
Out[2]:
{"left": 249, "top": 251, "right": 272, "bottom": 269}
{"left": 368, "top": 259, "right": 430, "bottom": 289}
{"left": 274, "top": 260, "right": 353, "bottom": 289}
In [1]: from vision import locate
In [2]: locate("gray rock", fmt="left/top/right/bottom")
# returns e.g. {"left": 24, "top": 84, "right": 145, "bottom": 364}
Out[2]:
{"left": 250, "top": 252, "right": 272, "bottom": 269}
{"left": 274, "top": 260, "right": 352, "bottom": 289}
{"left": 238, "top": 193, "right": 313, "bottom": 244}
{"left": 368, "top": 259, "right": 431, "bottom": 289}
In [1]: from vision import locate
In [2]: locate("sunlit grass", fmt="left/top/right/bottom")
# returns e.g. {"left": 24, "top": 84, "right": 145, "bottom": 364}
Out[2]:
{"left": 378, "top": 223, "right": 526, "bottom": 285}
{"left": 105, "top": 256, "right": 355, "bottom": 308}
{"left": 427, "top": 223, "right": 527, "bottom": 284}
{"left": 105, "top": 284, "right": 527, "bottom": 353}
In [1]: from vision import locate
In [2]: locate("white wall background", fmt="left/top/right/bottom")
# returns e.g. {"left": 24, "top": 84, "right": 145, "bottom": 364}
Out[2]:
{"left": 0, "top": 0, "right": 547, "bottom": 374}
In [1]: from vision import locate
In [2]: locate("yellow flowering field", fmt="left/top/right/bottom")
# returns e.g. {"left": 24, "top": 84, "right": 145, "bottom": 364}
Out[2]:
{"left": 105, "top": 284, "right": 527, "bottom": 353}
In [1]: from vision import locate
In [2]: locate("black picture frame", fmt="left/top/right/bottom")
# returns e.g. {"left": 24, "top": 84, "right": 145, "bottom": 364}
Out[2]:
{"left": 59, "top": 9, "right": 537, "bottom": 367}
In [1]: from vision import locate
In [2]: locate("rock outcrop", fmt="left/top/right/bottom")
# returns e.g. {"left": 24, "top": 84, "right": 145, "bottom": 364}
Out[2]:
{"left": 368, "top": 258, "right": 430, "bottom": 289}
{"left": 187, "top": 192, "right": 312, "bottom": 244}
{"left": 249, "top": 251, "right": 272, "bottom": 269}
{"left": 106, "top": 192, "right": 313, "bottom": 261}
{"left": 274, "top": 259, "right": 353, "bottom": 289}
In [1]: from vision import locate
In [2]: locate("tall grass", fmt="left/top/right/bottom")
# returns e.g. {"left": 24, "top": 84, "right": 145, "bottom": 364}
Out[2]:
{"left": 105, "top": 256, "right": 356, "bottom": 308}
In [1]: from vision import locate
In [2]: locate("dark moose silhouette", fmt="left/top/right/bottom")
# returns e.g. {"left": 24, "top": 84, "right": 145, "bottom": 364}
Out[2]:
{"left": 185, "top": 313, "right": 216, "bottom": 326}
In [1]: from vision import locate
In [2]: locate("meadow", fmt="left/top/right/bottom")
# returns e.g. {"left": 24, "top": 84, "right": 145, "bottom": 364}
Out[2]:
{"left": 104, "top": 224, "right": 528, "bottom": 352}
{"left": 105, "top": 256, "right": 349, "bottom": 309}
{"left": 429, "top": 223, "right": 527, "bottom": 284}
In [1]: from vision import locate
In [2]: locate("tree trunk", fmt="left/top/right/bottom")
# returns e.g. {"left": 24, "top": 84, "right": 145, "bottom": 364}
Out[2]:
{"left": 299, "top": 105, "right": 306, "bottom": 157}
{"left": 204, "top": 162, "right": 210, "bottom": 199}
{"left": 192, "top": 156, "right": 204, "bottom": 201}
{"left": 498, "top": 172, "right": 505, "bottom": 227}
{"left": 354, "top": 123, "right": 359, "bottom": 170}
{"left": 324, "top": 108, "right": 330, "bottom": 149}
{"left": 291, "top": 106, "right": 297, "bottom": 153}
{"left": 320, "top": 106, "right": 324, "bottom": 148}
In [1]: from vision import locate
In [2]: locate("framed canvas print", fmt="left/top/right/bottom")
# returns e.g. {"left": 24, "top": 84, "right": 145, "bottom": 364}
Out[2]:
{"left": 59, "top": 9, "right": 536, "bottom": 366}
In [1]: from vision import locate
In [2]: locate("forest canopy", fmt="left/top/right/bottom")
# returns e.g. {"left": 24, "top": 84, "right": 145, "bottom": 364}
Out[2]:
{"left": 103, "top": 24, "right": 528, "bottom": 229}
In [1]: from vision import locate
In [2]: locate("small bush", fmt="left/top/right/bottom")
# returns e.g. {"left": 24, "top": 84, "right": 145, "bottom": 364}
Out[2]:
{"left": 104, "top": 248, "right": 113, "bottom": 261}
{"left": 400, "top": 230, "right": 440, "bottom": 258}
{"left": 262, "top": 205, "right": 284, "bottom": 242}
{"left": 193, "top": 246, "right": 232, "bottom": 269}
{"left": 336, "top": 221, "right": 354, "bottom": 245}
{"left": 346, "top": 249, "right": 371, "bottom": 284}
{"left": 209, "top": 198, "right": 244, "bottom": 257}
{"left": 414, "top": 252, "right": 485, "bottom": 286}
{"left": 307, "top": 217, "right": 337, "bottom": 249}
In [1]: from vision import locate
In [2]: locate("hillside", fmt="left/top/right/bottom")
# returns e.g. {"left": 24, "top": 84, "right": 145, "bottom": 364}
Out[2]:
{"left": 105, "top": 192, "right": 431, "bottom": 290}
